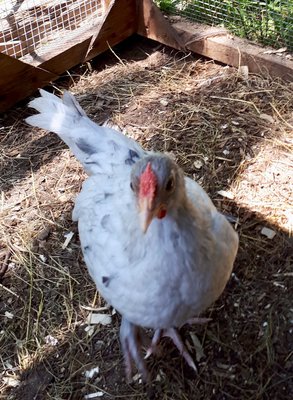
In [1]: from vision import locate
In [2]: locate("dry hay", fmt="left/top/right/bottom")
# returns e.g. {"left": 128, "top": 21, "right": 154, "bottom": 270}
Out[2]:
{"left": 0, "top": 37, "right": 292, "bottom": 400}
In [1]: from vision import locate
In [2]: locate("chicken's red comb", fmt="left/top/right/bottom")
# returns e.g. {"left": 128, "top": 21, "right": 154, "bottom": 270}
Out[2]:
{"left": 139, "top": 162, "right": 157, "bottom": 199}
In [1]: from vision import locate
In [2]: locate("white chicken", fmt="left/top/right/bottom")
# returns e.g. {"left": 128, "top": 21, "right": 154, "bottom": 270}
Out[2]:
{"left": 26, "top": 89, "right": 239, "bottom": 381}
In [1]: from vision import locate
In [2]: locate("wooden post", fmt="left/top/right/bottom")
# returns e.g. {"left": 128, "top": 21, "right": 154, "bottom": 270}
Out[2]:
{"left": 137, "top": 0, "right": 185, "bottom": 51}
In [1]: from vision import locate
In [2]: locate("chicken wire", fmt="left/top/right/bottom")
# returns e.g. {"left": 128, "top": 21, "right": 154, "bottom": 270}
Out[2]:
{"left": 0, "top": 0, "right": 106, "bottom": 63}
{"left": 157, "top": 0, "right": 293, "bottom": 52}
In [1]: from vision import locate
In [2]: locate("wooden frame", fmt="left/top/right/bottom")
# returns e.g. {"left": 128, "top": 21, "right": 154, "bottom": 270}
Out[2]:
{"left": 1, "top": 0, "right": 292, "bottom": 112}
{"left": 0, "top": 0, "right": 137, "bottom": 111}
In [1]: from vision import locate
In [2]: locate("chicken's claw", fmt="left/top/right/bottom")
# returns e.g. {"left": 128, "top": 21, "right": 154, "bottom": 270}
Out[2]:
{"left": 146, "top": 318, "right": 212, "bottom": 372}
{"left": 163, "top": 328, "right": 198, "bottom": 372}
{"left": 144, "top": 328, "right": 163, "bottom": 359}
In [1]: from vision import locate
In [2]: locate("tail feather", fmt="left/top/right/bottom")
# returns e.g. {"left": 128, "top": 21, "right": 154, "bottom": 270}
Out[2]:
{"left": 26, "top": 89, "right": 144, "bottom": 175}
{"left": 63, "top": 90, "right": 86, "bottom": 117}
{"left": 26, "top": 89, "right": 83, "bottom": 135}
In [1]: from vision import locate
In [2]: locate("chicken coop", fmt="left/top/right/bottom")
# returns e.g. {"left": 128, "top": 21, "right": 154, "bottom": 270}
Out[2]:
{"left": 1, "top": 0, "right": 293, "bottom": 112}
{"left": 1, "top": 1, "right": 293, "bottom": 399}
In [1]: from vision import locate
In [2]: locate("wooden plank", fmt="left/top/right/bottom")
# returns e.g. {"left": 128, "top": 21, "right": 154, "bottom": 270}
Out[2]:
{"left": 0, "top": 0, "right": 137, "bottom": 110}
{"left": 38, "top": 0, "right": 138, "bottom": 71}
{"left": 174, "top": 20, "right": 293, "bottom": 81}
{"left": 85, "top": 0, "right": 137, "bottom": 61}
{"left": 137, "top": 6, "right": 293, "bottom": 81}
{"left": 0, "top": 54, "right": 57, "bottom": 112}
{"left": 137, "top": 0, "right": 185, "bottom": 51}
{"left": 39, "top": 37, "right": 93, "bottom": 75}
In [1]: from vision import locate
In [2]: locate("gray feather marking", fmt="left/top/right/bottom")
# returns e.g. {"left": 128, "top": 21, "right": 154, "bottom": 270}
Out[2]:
{"left": 84, "top": 155, "right": 100, "bottom": 167}
{"left": 102, "top": 276, "right": 111, "bottom": 287}
{"left": 129, "top": 149, "right": 139, "bottom": 159}
{"left": 101, "top": 214, "right": 110, "bottom": 230}
{"left": 63, "top": 91, "right": 86, "bottom": 116}
{"left": 108, "top": 140, "right": 121, "bottom": 151}
{"left": 85, "top": 160, "right": 101, "bottom": 167}
{"left": 77, "top": 139, "right": 96, "bottom": 155}
{"left": 170, "top": 231, "right": 180, "bottom": 249}
{"left": 125, "top": 149, "right": 140, "bottom": 166}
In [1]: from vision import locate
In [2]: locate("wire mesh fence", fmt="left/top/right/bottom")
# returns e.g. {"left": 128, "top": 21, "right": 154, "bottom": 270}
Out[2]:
{"left": 156, "top": 0, "right": 293, "bottom": 52}
{"left": 0, "top": 0, "right": 105, "bottom": 63}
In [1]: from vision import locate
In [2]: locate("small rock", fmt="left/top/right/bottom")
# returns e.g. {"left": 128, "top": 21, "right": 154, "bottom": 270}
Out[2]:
{"left": 39, "top": 254, "right": 47, "bottom": 263}
{"left": 261, "top": 227, "right": 276, "bottom": 239}
{"left": 84, "top": 366, "right": 100, "bottom": 379}
{"left": 193, "top": 160, "right": 203, "bottom": 169}
{"left": 160, "top": 99, "right": 169, "bottom": 107}
{"left": 45, "top": 335, "right": 58, "bottom": 346}
{"left": 4, "top": 311, "right": 14, "bottom": 319}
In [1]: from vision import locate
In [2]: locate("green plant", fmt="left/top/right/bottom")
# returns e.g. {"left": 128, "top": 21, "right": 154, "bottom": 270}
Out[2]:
{"left": 156, "top": 0, "right": 293, "bottom": 51}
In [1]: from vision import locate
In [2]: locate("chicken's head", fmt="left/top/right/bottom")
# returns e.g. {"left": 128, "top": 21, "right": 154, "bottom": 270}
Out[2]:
{"left": 130, "top": 155, "right": 185, "bottom": 233}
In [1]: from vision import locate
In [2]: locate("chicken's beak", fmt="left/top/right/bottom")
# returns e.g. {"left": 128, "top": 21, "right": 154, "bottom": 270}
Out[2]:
{"left": 139, "top": 197, "right": 155, "bottom": 234}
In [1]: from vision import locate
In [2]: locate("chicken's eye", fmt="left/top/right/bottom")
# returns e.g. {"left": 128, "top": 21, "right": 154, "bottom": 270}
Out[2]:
{"left": 165, "top": 177, "right": 174, "bottom": 192}
{"left": 130, "top": 182, "right": 134, "bottom": 191}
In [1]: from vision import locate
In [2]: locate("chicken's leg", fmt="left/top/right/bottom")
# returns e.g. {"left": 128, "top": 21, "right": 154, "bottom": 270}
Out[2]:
{"left": 119, "top": 317, "right": 149, "bottom": 382}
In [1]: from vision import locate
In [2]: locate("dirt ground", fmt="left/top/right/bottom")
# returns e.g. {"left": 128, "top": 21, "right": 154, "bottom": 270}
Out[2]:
{"left": 0, "top": 36, "right": 292, "bottom": 400}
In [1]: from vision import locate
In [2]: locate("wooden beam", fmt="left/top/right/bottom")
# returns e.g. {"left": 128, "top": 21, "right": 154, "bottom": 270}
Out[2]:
{"left": 138, "top": 8, "right": 293, "bottom": 81}
{"left": 137, "top": 0, "right": 185, "bottom": 51}
{"left": 174, "top": 20, "right": 293, "bottom": 81}
{"left": 0, "top": 54, "right": 57, "bottom": 112}
{"left": 85, "top": 0, "right": 137, "bottom": 61}
{"left": 39, "top": 38, "right": 93, "bottom": 75}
